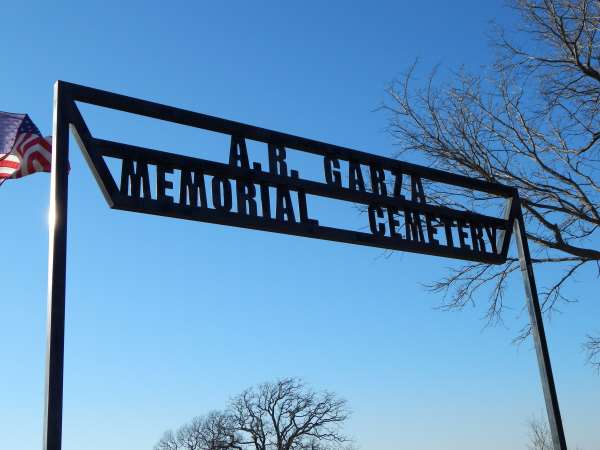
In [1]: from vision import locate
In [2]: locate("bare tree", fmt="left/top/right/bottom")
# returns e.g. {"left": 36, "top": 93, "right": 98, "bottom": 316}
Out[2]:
{"left": 526, "top": 415, "right": 588, "bottom": 450}
{"left": 527, "top": 416, "right": 554, "bottom": 450}
{"left": 230, "top": 378, "right": 351, "bottom": 450}
{"left": 154, "top": 379, "right": 352, "bottom": 450}
{"left": 383, "top": 0, "right": 599, "bottom": 349}
{"left": 155, "top": 411, "right": 242, "bottom": 450}
{"left": 584, "top": 333, "right": 600, "bottom": 371}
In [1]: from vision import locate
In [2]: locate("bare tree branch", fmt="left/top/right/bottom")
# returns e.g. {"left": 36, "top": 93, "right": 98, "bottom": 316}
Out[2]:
{"left": 583, "top": 333, "right": 600, "bottom": 372}
{"left": 383, "top": 0, "right": 599, "bottom": 354}
{"left": 527, "top": 416, "right": 553, "bottom": 450}
{"left": 230, "top": 378, "right": 351, "bottom": 450}
{"left": 154, "top": 411, "right": 243, "bottom": 450}
{"left": 155, "top": 380, "right": 352, "bottom": 450}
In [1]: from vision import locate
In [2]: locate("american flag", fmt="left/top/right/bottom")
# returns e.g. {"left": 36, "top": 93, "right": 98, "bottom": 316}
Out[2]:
{"left": 0, "top": 111, "right": 52, "bottom": 185}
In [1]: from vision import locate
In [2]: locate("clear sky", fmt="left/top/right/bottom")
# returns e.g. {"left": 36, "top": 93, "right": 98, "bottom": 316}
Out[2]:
{"left": 1, "top": 1, "right": 598, "bottom": 449}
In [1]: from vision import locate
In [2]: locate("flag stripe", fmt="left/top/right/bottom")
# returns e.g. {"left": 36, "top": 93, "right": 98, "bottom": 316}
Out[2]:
{"left": 0, "top": 112, "right": 53, "bottom": 182}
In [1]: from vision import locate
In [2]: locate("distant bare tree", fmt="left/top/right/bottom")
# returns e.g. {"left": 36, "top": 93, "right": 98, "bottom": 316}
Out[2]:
{"left": 230, "top": 378, "right": 351, "bottom": 450}
{"left": 526, "top": 415, "right": 587, "bottom": 450}
{"left": 527, "top": 416, "right": 553, "bottom": 450}
{"left": 584, "top": 333, "right": 600, "bottom": 371}
{"left": 154, "top": 411, "right": 242, "bottom": 450}
{"left": 383, "top": 0, "right": 599, "bottom": 350}
{"left": 154, "top": 379, "right": 352, "bottom": 450}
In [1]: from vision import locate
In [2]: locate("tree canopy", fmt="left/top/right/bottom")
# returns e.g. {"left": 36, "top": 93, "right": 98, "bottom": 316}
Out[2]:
{"left": 383, "top": 0, "right": 599, "bottom": 366}
{"left": 154, "top": 379, "right": 352, "bottom": 450}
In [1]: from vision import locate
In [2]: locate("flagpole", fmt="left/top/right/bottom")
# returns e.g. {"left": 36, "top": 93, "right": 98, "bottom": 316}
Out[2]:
{"left": 44, "top": 81, "right": 70, "bottom": 450}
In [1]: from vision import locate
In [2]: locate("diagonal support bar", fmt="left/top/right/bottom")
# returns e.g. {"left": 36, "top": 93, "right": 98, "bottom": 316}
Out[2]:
{"left": 514, "top": 201, "right": 567, "bottom": 450}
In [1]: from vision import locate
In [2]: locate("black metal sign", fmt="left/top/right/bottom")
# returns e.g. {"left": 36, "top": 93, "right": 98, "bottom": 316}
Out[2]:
{"left": 66, "top": 84, "right": 516, "bottom": 264}
{"left": 43, "top": 82, "right": 567, "bottom": 450}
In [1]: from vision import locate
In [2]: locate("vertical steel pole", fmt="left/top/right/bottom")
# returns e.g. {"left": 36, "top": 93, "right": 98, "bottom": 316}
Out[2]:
{"left": 44, "top": 81, "right": 70, "bottom": 450}
{"left": 514, "top": 204, "right": 567, "bottom": 450}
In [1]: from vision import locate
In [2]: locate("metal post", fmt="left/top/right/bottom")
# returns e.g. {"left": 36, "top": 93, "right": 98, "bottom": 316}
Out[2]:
{"left": 43, "top": 81, "right": 70, "bottom": 450}
{"left": 514, "top": 203, "right": 567, "bottom": 450}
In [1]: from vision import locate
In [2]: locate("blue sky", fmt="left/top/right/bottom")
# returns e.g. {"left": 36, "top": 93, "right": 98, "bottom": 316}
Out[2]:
{"left": 1, "top": 1, "right": 598, "bottom": 449}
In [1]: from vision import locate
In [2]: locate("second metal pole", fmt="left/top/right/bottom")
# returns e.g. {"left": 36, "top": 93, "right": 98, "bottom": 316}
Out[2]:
{"left": 514, "top": 204, "right": 567, "bottom": 450}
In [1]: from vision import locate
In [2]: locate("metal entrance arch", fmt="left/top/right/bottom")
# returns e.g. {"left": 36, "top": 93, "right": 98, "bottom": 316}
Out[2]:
{"left": 45, "top": 80, "right": 568, "bottom": 450}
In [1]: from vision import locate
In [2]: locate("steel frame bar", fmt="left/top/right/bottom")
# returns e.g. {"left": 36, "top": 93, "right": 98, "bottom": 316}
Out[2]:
{"left": 43, "top": 80, "right": 568, "bottom": 450}
{"left": 61, "top": 81, "right": 517, "bottom": 197}
{"left": 44, "top": 82, "right": 70, "bottom": 450}
{"left": 514, "top": 198, "right": 568, "bottom": 450}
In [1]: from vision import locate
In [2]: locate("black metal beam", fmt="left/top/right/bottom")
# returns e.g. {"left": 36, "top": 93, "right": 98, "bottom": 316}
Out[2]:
{"left": 68, "top": 102, "right": 117, "bottom": 206}
{"left": 43, "top": 81, "right": 70, "bottom": 450}
{"left": 113, "top": 196, "right": 505, "bottom": 264}
{"left": 96, "top": 138, "right": 508, "bottom": 228}
{"left": 514, "top": 201, "right": 568, "bottom": 450}
{"left": 58, "top": 80, "right": 516, "bottom": 198}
